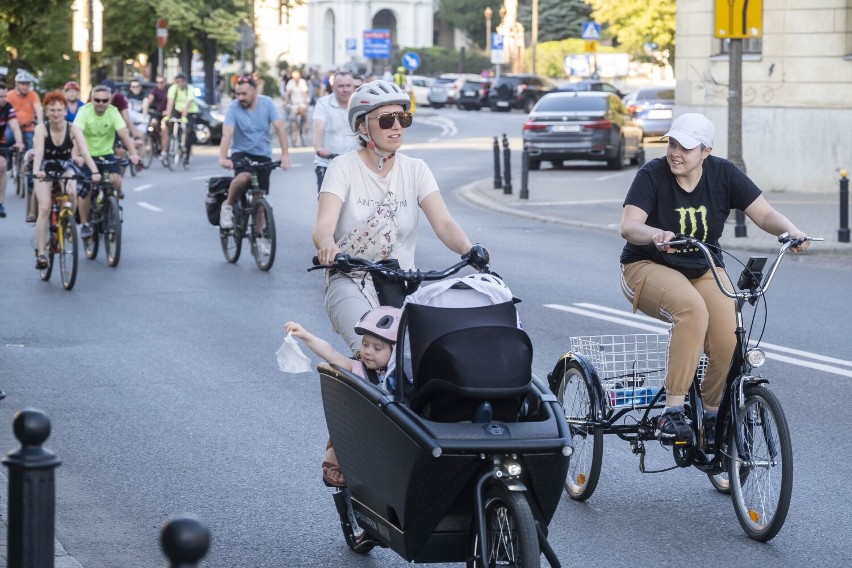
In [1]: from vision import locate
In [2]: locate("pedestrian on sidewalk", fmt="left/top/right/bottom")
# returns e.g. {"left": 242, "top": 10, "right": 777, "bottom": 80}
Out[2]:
{"left": 618, "top": 112, "right": 813, "bottom": 443}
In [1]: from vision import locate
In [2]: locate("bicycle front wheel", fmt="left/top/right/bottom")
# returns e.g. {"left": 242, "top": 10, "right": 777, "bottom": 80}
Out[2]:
{"left": 251, "top": 198, "right": 276, "bottom": 271}
{"left": 467, "top": 485, "right": 540, "bottom": 568}
{"left": 58, "top": 215, "right": 78, "bottom": 290}
{"left": 142, "top": 134, "right": 154, "bottom": 168}
{"left": 220, "top": 210, "right": 242, "bottom": 264}
{"left": 84, "top": 205, "right": 100, "bottom": 260}
{"left": 103, "top": 196, "right": 122, "bottom": 267}
{"left": 555, "top": 360, "right": 603, "bottom": 501}
{"left": 728, "top": 385, "right": 792, "bottom": 542}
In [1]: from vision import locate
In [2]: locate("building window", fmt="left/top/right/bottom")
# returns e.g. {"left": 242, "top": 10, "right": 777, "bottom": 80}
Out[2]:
{"left": 719, "top": 37, "right": 763, "bottom": 55}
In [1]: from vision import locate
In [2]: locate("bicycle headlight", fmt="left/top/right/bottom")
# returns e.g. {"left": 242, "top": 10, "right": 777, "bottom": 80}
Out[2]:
{"left": 746, "top": 348, "right": 766, "bottom": 368}
{"left": 503, "top": 460, "right": 522, "bottom": 477}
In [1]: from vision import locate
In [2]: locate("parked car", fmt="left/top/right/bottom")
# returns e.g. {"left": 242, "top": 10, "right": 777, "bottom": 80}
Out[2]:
{"left": 428, "top": 73, "right": 481, "bottom": 108}
{"left": 193, "top": 98, "right": 224, "bottom": 145}
{"left": 522, "top": 91, "right": 644, "bottom": 170}
{"left": 622, "top": 84, "right": 675, "bottom": 138}
{"left": 406, "top": 75, "right": 434, "bottom": 108}
{"left": 456, "top": 79, "right": 491, "bottom": 110}
{"left": 489, "top": 74, "right": 558, "bottom": 113}
{"left": 557, "top": 79, "right": 625, "bottom": 99}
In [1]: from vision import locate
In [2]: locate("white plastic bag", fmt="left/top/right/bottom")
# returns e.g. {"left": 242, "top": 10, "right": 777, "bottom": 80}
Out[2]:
{"left": 276, "top": 333, "right": 313, "bottom": 374}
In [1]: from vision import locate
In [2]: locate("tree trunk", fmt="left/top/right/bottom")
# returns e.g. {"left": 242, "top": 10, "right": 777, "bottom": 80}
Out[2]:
{"left": 202, "top": 35, "right": 218, "bottom": 105}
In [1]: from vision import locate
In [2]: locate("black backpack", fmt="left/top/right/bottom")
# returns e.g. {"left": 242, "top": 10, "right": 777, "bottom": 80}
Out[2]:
{"left": 205, "top": 177, "right": 232, "bottom": 226}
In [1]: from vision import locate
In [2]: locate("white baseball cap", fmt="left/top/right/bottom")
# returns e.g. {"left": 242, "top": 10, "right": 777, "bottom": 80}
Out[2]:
{"left": 661, "top": 113, "right": 715, "bottom": 149}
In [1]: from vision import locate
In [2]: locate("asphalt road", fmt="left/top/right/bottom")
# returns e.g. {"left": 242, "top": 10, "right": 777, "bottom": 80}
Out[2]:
{"left": 0, "top": 107, "right": 850, "bottom": 566}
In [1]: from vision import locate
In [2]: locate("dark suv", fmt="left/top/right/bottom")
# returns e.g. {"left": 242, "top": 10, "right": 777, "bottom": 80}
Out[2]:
{"left": 488, "top": 74, "right": 558, "bottom": 113}
{"left": 456, "top": 79, "right": 491, "bottom": 110}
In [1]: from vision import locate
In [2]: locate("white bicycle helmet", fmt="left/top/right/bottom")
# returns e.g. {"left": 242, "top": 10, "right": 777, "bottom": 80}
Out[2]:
{"left": 15, "top": 70, "right": 36, "bottom": 83}
{"left": 354, "top": 306, "right": 402, "bottom": 344}
{"left": 347, "top": 80, "right": 410, "bottom": 133}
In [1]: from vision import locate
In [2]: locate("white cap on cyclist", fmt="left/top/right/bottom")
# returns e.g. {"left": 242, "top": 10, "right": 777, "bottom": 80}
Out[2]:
{"left": 15, "top": 70, "right": 36, "bottom": 84}
{"left": 661, "top": 113, "right": 715, "bottom": 150}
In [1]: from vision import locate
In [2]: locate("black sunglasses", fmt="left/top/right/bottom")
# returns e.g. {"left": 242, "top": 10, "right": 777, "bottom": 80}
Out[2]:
{"left": 236, "top": 75, "right": 256, "bottom": 87}
{"left": 369, "top": 111, "right": 413, "bottom": 129}
{"left": 93, "top": 97, "right": 110, "bottom": 103}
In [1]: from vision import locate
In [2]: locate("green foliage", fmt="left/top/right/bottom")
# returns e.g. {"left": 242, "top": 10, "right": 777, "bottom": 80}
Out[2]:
{"left": 519, "top": 0, "right": 591, "bottom": 42}
{"left": 397, "top": 46, "right": 490, "bottom": 76}
{"left": 435, "top": 0, "right": 492, "bottom": 50}
{"left": 585, "top": 0, "right": 675, "bottom": 63}
{"left": 525, "top": 38, "right": 619, "bottom": 78}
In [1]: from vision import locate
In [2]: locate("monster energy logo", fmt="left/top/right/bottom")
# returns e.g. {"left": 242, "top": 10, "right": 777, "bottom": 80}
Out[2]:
{"left": 675, "top": 206, "right": 709, "bottom": 242}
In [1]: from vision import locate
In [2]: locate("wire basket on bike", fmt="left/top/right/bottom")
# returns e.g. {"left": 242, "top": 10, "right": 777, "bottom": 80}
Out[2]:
{"left": 569, "top": 334, "right": 708, "bottom": 409}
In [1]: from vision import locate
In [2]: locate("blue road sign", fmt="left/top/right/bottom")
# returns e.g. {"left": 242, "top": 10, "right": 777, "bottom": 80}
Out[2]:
{"left": 402, "top": 51, "right": 420, "bottom": 71}
{"left": 363, "top": 29, "right": 391, "bottom": 59}
{"left": 345, "top": 38, "right": 357, "bottom": 53}
{"left": 491, "top": 33, "right": 504, "bottom": 50}
{"left": 581, "top": 22, "right": 601, "bottom": 40}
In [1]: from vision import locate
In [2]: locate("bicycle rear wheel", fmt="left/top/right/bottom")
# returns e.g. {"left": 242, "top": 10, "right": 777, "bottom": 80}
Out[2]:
{"left": 15, "top": 155, "right": 26, "bottom": 198}
{"left": 555, "top": 359, "right": 603, "bottom": 501}
{"left": 467, "top": 485, "right": 540, "bottom": 568}
{"left": 58, "top": 215, "right": 78, "bottom": 290}
{"left": 728, "top": 385, "right": 792, "bottom": 542}
{"left": 165, "top": 133, "right": 176, "bottom": 171}
{"left": 103, "top": 195, "right": 122, "bottom": 267}
{"left": 251, "top": 198, "right": 276, "bottom": 271}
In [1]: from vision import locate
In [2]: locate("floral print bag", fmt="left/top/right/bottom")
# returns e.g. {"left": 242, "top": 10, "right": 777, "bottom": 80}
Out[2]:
{"left": 336, "top": 190, "right": 399, "bottom": 260}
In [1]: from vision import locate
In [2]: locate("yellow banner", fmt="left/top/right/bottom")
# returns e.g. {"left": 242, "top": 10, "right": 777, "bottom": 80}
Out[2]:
{"left": 715, "top": 0, "right": 763, "bottom": 39}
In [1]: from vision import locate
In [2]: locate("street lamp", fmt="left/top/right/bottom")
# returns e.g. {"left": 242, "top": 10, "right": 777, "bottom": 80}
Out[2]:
{"left": 484, "top": 6, "right": 493, "bottom": 52}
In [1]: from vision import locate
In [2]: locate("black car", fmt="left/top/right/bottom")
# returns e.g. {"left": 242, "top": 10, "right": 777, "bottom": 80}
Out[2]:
{"left": 488, "top": 74, "right": 558, "bottom": 113}
{"left": 194, "top": 98, "right": 224, "bottom": 145}
{"left": 456, "top": 79, "right": 491, "bottom": 110}
{"left": 557, "top": 80, "right": 625, "bottom": 99}
{"left": 522, "top": 91, "right": 644, "bottom": 170}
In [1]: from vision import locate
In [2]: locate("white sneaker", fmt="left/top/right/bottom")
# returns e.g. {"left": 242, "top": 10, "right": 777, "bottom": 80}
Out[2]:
{"left": 220, "top": 204, "right": 234, "bottom": 229}
{"left": 257, "top": 239, "right": 270, "bottom": 256}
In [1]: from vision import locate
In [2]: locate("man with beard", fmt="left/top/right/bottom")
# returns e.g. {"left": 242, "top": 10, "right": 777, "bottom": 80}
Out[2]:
{"left": 217, "top": 74, "right": 290, "bottom": 230}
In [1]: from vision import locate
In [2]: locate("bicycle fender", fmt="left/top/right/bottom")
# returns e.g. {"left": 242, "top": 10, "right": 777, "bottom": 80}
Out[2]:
{"left": 494, "top": 478, "right": 528, "bottom": 492}
{"left": 547, "top": 352, "right": 606, "bottom": 421}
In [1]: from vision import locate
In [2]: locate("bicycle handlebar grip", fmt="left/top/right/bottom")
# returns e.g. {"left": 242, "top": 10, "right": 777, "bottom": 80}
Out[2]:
{"left": 465, "top": 244, "right": 490, "bottom": 270}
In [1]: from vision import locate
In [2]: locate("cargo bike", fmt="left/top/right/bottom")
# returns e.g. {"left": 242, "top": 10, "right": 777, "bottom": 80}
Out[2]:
{"left": 310, "top": 245, "right": 573, "bottom": 566}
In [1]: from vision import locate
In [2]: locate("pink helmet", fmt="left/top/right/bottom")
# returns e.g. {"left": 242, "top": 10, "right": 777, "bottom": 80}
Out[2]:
{"left": 354, "top": 306, "right": 401, "bottom": 344}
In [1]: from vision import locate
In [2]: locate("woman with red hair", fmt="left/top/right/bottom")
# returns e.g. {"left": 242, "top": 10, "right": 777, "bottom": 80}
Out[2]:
{"left": 31, "top": 90, "right": 101, "bottom": 269}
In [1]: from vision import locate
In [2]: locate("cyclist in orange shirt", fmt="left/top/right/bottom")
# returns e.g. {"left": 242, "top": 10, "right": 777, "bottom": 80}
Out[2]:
{"left": 7, "top": 71, "right": 44, "bottom": 222}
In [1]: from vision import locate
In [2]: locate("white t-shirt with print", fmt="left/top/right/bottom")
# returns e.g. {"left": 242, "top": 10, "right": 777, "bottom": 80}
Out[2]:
{"left": 320, "top": 150, "right": 440, "bottom": 270}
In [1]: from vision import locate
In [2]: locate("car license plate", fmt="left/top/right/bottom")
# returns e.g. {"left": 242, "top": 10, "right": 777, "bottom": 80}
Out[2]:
{"left": 463, "top": 90, "right": 475, "bottom": 96}
{"left": 497, "top": 101, "right": 509, "bottom": 107}
{"left": 552, "top": 124, "right": 581, "bottom": 133}
{"left": 647, "top": 109, "right": 672, "bottom": 119}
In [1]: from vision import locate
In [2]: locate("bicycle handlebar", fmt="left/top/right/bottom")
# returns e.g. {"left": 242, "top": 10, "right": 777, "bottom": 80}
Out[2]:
{"left": 308, "top": 243, "right": 492, "bottom": 283}
{"left": 230, "top": 158, "right": 281, "bottom": 172}
{"left": 667, "top": 233, "right": 822, "bottom": 299}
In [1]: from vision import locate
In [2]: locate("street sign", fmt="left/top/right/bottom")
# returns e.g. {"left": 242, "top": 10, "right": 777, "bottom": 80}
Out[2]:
{"left": 345, "top": 38, "right": 357, "bottom": 53}
{"left": 581, "top": 22, "right": 600, "bottom": 40}
{"left": 715, "top": 0, "right": 763, "bottom": 38}
{"left": 363, "top": 29, "right": 391, "bottom": 59}
{"left": 584, "top": 40, "right": 598, "bottom": 53}
{"left": 156, "top": 18, "right": 168, "bottom": 49}
{"left": 402, "top": 51, "right": 420, "bottom": 71}
{"left": 491, "top": 33, "right": 505, "bottom": 64}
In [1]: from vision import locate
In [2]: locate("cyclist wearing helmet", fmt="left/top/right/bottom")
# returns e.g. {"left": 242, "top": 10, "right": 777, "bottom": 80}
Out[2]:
{"left": 7, "top": 71, "right": 42, "bottom": 221}
{"left": 285, "top": 306, "right": 402, "bottom": 486}
{"left": 312, "top": 79, "right": 475, "bottom": 353}
{"left": 0, "top": 82, "right": 26, "bottom": 218}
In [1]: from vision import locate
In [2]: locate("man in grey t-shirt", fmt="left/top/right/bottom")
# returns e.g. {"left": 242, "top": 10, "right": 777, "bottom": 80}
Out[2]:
{"left": 217, "top": 74, "right": 291, "bottom": 229}
{"left": 312, "top": 71, "right": 358, "bottom": 192}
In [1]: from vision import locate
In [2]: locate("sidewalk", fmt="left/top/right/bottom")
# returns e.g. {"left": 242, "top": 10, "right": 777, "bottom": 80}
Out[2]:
{"left": 459, "top": 167, "right": 852, "bottom": 256}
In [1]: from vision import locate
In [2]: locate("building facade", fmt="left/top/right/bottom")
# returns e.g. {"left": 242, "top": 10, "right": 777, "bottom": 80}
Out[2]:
{"left": 676, "top": 0, "right": 852, "bottom": 192}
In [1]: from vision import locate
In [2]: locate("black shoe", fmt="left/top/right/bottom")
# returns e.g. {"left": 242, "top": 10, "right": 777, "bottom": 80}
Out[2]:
{"left": 655, "top": 408, "right": 693, "bottom": 442}
{"left": 0, "top": 203, "right": 6, "bottom": 218}
{"left": 80, "top": 223, "right": 93, "bottom": 239}
{"left": 35, "top": 254, "right": 49, "bottom": 270}
{"left": 703, "top": 412, "right": 717, "bottom": 448}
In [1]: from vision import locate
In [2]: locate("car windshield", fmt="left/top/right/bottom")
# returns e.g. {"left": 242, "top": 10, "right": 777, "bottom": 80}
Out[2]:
{"left": 535, "top": 96, "right": 607, "bottom": 113}
{"left": 638, "top": 87, "right": 674, "bottom": 101}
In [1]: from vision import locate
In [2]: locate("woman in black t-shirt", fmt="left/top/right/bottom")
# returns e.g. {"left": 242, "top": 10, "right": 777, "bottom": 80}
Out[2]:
{"left": 619, "top": 113, "right": 810, "bottom": 442}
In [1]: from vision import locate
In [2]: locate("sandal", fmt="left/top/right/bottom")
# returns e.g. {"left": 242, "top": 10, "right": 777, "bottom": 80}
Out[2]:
{"left": 35, "top": 254, "right": 49, "bottom": 269}
{"left": 322, "top": 439, "right": 346, "bottom": 487}
{"left": 25, "top": 213, "right": 36, "bottom": 223}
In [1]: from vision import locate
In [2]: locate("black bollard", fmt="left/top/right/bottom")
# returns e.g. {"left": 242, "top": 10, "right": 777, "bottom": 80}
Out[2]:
{"left": 520, "top": 150, "right": 529, "bottom": 200}
{"left": 502, "top": 134, "right": 512, "bottom": 195}
{"left": 162, "top": 514, "right": 211, "bottom": 567}
{"left": 839, "top": 169, "right": 850, "bottom": 243}
{"left": 3, "top": 408, "right": 62, "bottom": 568}
{"left": 734, "top": 209, "right": 748, "bottom": 238}
{"left": 492, "top": 136, "right": 502, "bottom": 189}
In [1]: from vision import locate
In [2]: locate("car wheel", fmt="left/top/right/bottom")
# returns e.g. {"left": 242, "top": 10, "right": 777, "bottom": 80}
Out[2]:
{"left": 432, "top": 103, "right": 444, "bottom": 109}
{"left": 195, "top": 123, "right": 211, "bottom": 145}
{"left": 607, "top": 139, "right": 626, "bottom": 170}
{"left": 522, "top": 97, "right": 536, "bottom": 113}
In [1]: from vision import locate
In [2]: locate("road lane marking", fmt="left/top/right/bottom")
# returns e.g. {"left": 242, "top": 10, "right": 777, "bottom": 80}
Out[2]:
{"left": 517, "top": 199, "right": 622, "bottom": 207}
{"left": 133, "top": 184, "right": 153, "bottom": 192}
{"left": 137, "top": 202, "right": 163, "bottom": 212}
{"left": 545, "top": 303, "right": 852, "bottom": 378}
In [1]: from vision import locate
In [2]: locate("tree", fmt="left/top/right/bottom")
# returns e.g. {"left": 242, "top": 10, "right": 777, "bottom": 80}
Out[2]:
{"left": 518, "top": 0, "right": 591, "bottom": 43}
{"left": 584, "top": 0, "right": 675, "bottom": 64}
{"left": 436, "top": 0, "right": 492, "bottom": 50}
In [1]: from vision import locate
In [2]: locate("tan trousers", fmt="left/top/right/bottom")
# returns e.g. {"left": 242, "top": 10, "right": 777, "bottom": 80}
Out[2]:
{"left": 620, "top": 261, "right": 737, "bottom": 407}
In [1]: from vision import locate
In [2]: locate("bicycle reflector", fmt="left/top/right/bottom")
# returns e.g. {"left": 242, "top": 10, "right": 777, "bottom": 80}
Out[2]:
{"left": 746, "top": 348, "right": 766, "bottom": 368}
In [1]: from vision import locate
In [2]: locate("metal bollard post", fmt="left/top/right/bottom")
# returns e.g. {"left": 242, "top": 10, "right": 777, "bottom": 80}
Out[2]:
{"left": 839, "top": 169, "right": 850, "bottom": 243}
{"left": 3, "top": 408, "right": 62, "bottom": 568}
{"left": 520, "top": 150, "right": 529, "bottom": 200}
{"left": 162, "top": 514, "right": 211, "bottom": 567}
{"left": 734, "top": 209, "right": 748, "bottom": 237}
{"left": 492, "top": 137, "right": 502, "bottom": 189}
{"left": 502, "top": 133, "right": 512, "bottom": 195}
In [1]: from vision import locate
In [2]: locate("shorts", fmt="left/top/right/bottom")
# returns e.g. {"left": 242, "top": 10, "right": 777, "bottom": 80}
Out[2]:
{"left": 232, "top": 152, "right": 272, "bottom": 191}
{"left": 90, "top": 155, "right": 122, "bottom": 176}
